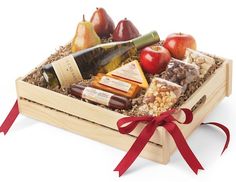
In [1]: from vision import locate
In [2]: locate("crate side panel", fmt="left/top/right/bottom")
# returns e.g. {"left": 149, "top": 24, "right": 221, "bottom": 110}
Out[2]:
{"left": 164, "top": 61, "right": 228, "bottom": 155}
{"left": 168, "top": 87, "right": 226, "bottom": 154}
{"left": 181, "top": 61, "right": 227, "bottom": 109}
{"left": 16, "top": 80, "right": 164, "bottom": 145}
{"left": 18, "top": 99, "right": 167, "bottom": 163}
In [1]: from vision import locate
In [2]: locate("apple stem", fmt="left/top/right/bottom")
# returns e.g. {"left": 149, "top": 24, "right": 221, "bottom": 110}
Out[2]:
{"left": 83, "top": 14, "right": 85, "bottom": 22}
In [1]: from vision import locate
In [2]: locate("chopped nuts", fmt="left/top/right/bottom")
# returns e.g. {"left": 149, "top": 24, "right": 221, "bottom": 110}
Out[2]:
{"left": 140, "top": 78, "right": 182, "bottom": 116}
{"left": 185, "top": 48, "right": 215, "bottom": 78}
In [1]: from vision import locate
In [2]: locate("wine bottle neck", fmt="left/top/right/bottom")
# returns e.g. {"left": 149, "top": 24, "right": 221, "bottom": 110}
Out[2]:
{"left": 131, "top": 31, "right": 160, "bottom": 50}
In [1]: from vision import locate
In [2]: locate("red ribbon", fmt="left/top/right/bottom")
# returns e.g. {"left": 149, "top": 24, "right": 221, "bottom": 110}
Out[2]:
{"left": 114, "top": 108, "right": 230, "bottom": 177}
{"left": 0, "top": 100, "right": 19, "bottom": 135}
{"left": 201, "top": 122, "right": 230, "bottom": 154}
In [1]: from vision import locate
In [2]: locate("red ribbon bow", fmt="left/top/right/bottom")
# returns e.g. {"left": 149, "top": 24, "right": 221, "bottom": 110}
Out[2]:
{"left": 114, "top": 108, "right": 230, "bottom": 176}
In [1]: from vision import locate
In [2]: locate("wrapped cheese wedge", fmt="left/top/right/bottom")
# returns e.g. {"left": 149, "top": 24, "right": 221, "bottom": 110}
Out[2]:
{"left": 107, "top": 60, "right": 149, "bottom": 89}
{"left": 185, "top": 48, "right": 215, "bottom": 78}
{"left": 139, "top": 78, "right": 182, "bottom": 116}
{"left": 162, "top": 58, "right": 200, "bottom": 92}
{"left": 91, "top": 73, "right": 140, "bottom": 98}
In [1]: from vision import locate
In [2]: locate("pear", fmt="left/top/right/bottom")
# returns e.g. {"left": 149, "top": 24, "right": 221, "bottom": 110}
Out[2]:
{"left": 71, "top": 15, "right": 101, "bottom": 53}
{"left": 112, "top": 18, "right": 140, "bottom": 41}
{"left": 90, "top": 7, "right": 115, "bottom": 38}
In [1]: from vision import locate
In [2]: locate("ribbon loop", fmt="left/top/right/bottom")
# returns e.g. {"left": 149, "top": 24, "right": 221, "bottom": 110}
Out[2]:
{"left": 117, "top": 116, "right": 154, "bottom": 134}
{"left": 114, "top": 108, "right": 204, "bottom": 176}
{"left": 114, "top": 108, "right": 230, "bottom": 176}
{"left": 178, "top": 108, "right": 193, "bottom": 124}
{"left": 166, "top": 108, "right": 193, "bottom": 125}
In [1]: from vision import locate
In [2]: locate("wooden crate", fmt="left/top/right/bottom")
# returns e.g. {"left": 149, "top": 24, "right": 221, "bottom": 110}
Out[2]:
{"left": 15, "top": 55, "right": 232, "bottom": 164}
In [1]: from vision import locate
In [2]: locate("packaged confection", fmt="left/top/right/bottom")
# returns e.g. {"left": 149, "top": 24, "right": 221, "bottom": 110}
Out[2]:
{"left": 185, "top": 48, "right": 215, "bottom": 78}
{"left": 140, "top": 77, "right": 183, "bottom": 116}
{"left": 162, "top": 58, "right": 200, "bottom": 91}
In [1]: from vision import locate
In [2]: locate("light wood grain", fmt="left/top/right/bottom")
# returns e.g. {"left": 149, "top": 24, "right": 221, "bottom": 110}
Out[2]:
{"left": 16, "top": 79, "right": 165, "bottom": 145}
{"left": 18, "top": 99, "right": 166, "bottom": 163}
{"left": 226, "top": 60, "right": 233, "bottom": 96}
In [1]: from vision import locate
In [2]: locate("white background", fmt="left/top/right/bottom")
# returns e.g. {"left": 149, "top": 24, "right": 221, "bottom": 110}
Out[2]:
{"left": 0, "top": 0, "right": 235, "bottom": 181}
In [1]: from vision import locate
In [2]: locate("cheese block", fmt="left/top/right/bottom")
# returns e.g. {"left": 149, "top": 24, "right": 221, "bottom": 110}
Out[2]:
{"left": 107, "top": 60, "right": 149, "bottom": 89}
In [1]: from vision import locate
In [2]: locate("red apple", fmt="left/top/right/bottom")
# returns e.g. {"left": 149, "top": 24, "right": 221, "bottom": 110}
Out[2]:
{"left": 163, "top": 33, "right": 197, "bottom": 60}
{"left": 140, "top": 45, "right": 171, "bottom": 74}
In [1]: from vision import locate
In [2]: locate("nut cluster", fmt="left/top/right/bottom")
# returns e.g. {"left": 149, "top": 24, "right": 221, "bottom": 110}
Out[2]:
{"left": 185, "top": 48, "right": 215, "bottom": 78}
{"left": 140, "top": 78, "right": 182, "bottom": 116}
{"left": 162, "top": 58, "right": 199, "bottom": 91}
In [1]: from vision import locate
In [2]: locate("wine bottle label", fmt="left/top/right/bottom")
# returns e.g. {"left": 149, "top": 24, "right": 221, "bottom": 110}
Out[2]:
{"left": 99, "top": 76, "right": 131, "bottom": 92}
{"left": 52, "top": 55, "right": 83, "bottom": 88}
{"left": 82, "top": 87, "right": 113, "bottom": 106}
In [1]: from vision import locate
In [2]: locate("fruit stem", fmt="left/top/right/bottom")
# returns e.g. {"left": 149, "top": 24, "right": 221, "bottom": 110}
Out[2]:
{"left": 83, "top": 14, "right": 85, "bottom": 21}
{"left": 150, "top": 45, "right": 160, "bottom": 51}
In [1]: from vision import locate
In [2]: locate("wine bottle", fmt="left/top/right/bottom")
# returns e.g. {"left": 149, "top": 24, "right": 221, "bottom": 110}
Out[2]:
{"left": 42, "top": 31, "right": 160, "bottom": 88}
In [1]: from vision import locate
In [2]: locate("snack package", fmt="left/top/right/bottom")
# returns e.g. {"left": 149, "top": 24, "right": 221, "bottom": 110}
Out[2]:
{"left": 185, "top": 48, "right": 215, "bottom": 78}
{"left": 139, "top": 77, "right": 182, "bottom": 116}
{"left": 162, "top": 58, "right": 200, "bottom": 91}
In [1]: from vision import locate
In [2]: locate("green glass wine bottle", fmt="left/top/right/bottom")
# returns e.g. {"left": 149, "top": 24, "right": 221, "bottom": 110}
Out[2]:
{"left": 42, "top": 31, "right": 160, "bottom": 88}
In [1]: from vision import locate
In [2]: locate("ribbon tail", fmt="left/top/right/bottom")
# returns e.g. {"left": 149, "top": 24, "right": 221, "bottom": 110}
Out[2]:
{"left": 114, "top": 121, "right": 157, "bottom": 177}
{"left": 164, "top": 122, "right": 204, "bottom": 174}
{"left": 0, "top": 100, "right": 19, "bottom": 135}
{"left": 201, "top": 122, "right": 230, "bottom": 155}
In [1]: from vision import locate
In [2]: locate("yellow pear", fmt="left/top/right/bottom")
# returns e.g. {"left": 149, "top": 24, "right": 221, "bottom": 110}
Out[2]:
{"left": 71, "top": 15, "right": 101, "bottom": 53}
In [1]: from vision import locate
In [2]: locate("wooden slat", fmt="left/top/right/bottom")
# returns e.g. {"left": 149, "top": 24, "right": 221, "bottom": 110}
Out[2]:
{"left": 16, "top": 79, "right": 164, "bottom": 145}
{"left": 18, "top": 99, "right": 167, "bottom": 163}
{"left": 226, "top": 60, "right": 233, "bottom": 96}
